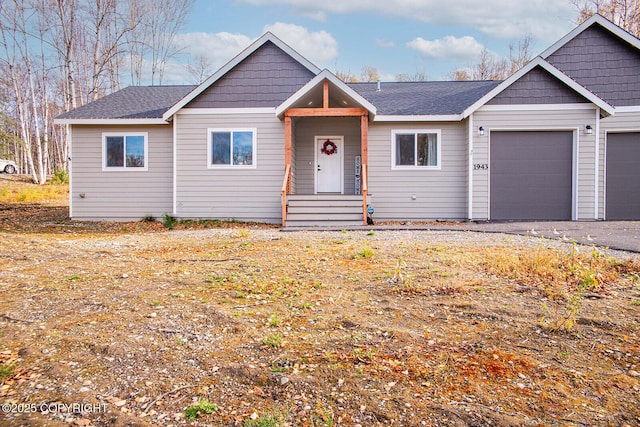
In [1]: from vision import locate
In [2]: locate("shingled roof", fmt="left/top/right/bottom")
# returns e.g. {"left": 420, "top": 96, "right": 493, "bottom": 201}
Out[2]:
{"left": 348, "top": 80, "right": 502, "bottom": 116}
{"left": 56, "top": 80, "right": 503, "bottom": 121}
{"left": 56, "top": 85, "right": 195, "bottom": 120}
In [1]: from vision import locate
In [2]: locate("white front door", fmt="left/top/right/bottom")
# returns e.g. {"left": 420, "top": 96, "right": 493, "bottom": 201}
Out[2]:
{"left": 315, "top": 136, "right": 343, "bottom": 193}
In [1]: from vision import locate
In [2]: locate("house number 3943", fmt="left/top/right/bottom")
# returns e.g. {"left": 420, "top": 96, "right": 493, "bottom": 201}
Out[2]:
{"left": 473, "top": 163, "right": 489, "bottom": 170}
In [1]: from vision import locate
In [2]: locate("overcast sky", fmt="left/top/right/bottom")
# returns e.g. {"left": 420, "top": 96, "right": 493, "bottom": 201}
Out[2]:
{"left": 166, "top": 0, "right": 579, "bottom": 83}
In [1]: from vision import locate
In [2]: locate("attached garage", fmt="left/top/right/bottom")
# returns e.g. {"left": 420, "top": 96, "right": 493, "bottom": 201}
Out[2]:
{"left": 490, "top": 131, "right": 573, "bottom": 220}
{"left": 606, "top": 132, "right": 640, "bottom": 220}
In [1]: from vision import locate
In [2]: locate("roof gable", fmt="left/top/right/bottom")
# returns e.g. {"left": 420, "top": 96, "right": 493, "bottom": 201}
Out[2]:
{"left": 544, "top": 20, "right": 640, "bottom": 106}
{"left": 487, "top": 66, "right": 589, "bottom": 105}
{"left": 541, "top": 14, "right": 640, "bottom": 59}
{"left": 163, "top": 33, "right": 321, "bottom": 120}
{"left": 185, "top": 41, "right": 316, "bottom": 109}
{"left": 275, "top": 69, "right": 377, "bottom": 118}
{"left": 463, "top": 57, "right": 614, "bottom": 117}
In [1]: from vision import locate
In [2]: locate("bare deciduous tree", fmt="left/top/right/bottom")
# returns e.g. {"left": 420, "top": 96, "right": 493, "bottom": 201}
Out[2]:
{"left": 0, "top": 0, "right": 194, "bottom": 182}
{"left": 359, "top": 66, "right": 380, "bottom": 83}
{"left": 450, "top": 35, "right": 533, "bottom": 81}
{"left": 145, "top": 0, "right": 194, "bottom": 85}
{"left": 573, "top": 0, "right": 640, "bottom": 36}
{"left": 334, "top": 69, "right": 359, "bottom": 83}
{"left": 396, "top": 71, "right": 429, "bottom": 82}
{"left": 186, "top": 54, "right": 215, "bottom": 85}
{"left": 508, "top": 35, "right": 533, "bottom": 75}
{"left": 0, "top": 1, "right": 41, "bottom": 182}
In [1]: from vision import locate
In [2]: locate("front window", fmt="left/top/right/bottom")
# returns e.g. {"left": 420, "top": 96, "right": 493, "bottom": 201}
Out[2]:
{"left": 208, "top": 129, "right": 256, "bottom": 168}
{"left": 103, "top": 133, "right": 147, "bottom": 170}
{"left": 392, "top": 130, "right": 440, "bottom": 169}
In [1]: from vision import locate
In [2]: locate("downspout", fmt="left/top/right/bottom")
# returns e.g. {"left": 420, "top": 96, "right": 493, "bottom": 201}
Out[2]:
{"left": 467, "top": 114, "right": 473, "bottom": 220}
{"left": 172, "top": 115, "right": 178, "bottom": 216}
{"left": 594, "top": 108, "right": 600, "bottom": 220}
{"left": 68, "top": 124, "right": 73, "bottom": 218}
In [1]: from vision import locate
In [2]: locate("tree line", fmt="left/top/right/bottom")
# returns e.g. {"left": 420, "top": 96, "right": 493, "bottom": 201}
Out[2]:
{"left": 1, "top": 0, "right": 638, "bottom": 183}
{"left": 0, "top": 0, "right": 193, "bottom": 183}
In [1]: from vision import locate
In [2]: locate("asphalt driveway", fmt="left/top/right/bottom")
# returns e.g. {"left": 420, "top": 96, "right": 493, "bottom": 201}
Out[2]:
{"left": 460, "top": 221, "right": 640, "bottom": 253}
{"left": 288, "top": 221, "right": 640, "bottom": 253}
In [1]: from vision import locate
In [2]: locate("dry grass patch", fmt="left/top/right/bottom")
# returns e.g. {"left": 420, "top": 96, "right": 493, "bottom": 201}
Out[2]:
{"left": 0, "top": 175, "right": 68, "bottom": 205}
{"left": 0, "top": 218, "right": 639, "bottom": 426}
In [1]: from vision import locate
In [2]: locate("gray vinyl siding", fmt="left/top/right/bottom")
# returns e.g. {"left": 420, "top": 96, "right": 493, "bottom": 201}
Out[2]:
{"left": 70, "top": 124, "right": 173, "bottom": 220}
{"left": 547, "top": 24, "right": 640, "bottom": 107}
{"left": 293, "top": 117, "right": 361, "bottom": 195}
{"left": 367, "top": 121, "right": 468, "bottom": 221}
{"left": 186, "top": 42, "right": 315, "bottom": 108}
{"left": 472, "top": 107, "right": 598, "bottom": 220}
{"left": 472, "top": 124, "right": 489, "bottom": 218}
{"left": 487, "top": 67, "right": 588, "bottom": 105}
{"left": 175, "top": 111, "right": 284, "bottom": 222}
{"left": 600, "top": 111, "right": 640, "bottom": 219}
{"left": 465, "top": 120, "right": 470, "bottom": 219}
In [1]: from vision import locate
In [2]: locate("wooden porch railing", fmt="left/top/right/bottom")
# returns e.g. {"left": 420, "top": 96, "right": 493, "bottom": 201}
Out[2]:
{"left": 362, "top": 164, "right": 368, "bottom": 225}
{"left": 281, "top": 164, "right": 291, "bottom": 226}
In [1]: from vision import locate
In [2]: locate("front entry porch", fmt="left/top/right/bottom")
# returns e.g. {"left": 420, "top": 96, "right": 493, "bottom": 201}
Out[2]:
{"left": 278, "top": 75, "right": 373, "bottom": 227}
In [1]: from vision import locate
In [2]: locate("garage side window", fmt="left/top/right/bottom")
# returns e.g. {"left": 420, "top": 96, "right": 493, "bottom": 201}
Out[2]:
{"left": 391, "top": 130, "right": 441, "bottom": 169}
{"left": 103, "top": 133, "right": 148, "bottom": 171}
{"left": 208, "top": 128, "right": 256, "bottom": 168}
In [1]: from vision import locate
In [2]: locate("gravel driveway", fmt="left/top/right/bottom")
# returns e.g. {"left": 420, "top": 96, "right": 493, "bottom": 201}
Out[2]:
{"left": 455, "top": 221, "right": 640, "bottom": 253}
{"left": 287, "top": 221, "right": 640, "bottom": 253}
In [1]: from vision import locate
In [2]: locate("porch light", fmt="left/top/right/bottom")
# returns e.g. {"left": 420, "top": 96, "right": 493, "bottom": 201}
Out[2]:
{"left": 585, "top": 124, "right": 593, "bottom": 135}
{"left": 478, "top": 126, "right": 485, "bottom": 136}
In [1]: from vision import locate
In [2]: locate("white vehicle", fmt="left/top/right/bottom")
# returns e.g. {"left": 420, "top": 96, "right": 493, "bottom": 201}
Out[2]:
{"left": 0, "top": 159, "right": 17, "bottom": 174}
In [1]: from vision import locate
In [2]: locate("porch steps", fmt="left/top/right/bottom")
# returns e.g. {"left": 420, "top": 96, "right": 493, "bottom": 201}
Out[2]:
{"left": 285, "top": 195, "right": 364, "bottom": 227}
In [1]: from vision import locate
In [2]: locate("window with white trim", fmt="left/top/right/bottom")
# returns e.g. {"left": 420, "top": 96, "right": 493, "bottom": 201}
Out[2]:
{"left": 208, "top": 128, "right": 256, "bottom": 168}
{"left": 391, "top": 130, "right": 441, "bottom": 169}
{"left": 103, "top": 133, "right": 148, "bottom": 170}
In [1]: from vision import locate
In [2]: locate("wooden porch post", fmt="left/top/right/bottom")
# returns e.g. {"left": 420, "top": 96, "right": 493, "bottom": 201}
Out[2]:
{"left": 285, "top": 115, "right": 292, "bottom": 191}
{"left": 323, "top": 78, "right": 329, "bottom": 109}
{"left": 282, "top": 115, "right": 293, "bottom": 226}
{"left": 360, "top": 113, "right": 368, "bottom": 165}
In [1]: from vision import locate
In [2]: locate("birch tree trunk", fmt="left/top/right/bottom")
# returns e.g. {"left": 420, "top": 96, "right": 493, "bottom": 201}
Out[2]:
{"left": 0, "top": 1, "right": 39, "bottom": 182}
{"left": 1, "top": 0, "right": 197, "bottom": 181}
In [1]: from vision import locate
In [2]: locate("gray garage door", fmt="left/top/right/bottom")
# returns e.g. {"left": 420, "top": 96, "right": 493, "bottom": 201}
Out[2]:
{"left": 606, "top": 132, "right": 640, "bottom": 220}
{"left": 490, "top": 131, "right": 573, "bottom": 220}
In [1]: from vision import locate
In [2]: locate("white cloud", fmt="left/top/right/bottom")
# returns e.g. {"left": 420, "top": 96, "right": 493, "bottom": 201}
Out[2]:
{"left": 237, "top": 0, "right": 575, "bottom": 41}
{"left": 118, "top": 33, "right": 254, "bottom": 86}
{"left": 376, "top": 39, "right": 396, "bottom": 48}
{"left": 407, "top": 35, "right": 484, "bottom": 61}
{"left": 140, "top": 25, "right": 338, "bottom": 85}
{"left": 299, "top": 10, "right": 328, "bottom": 21}
{"left": 240, "top": 0, "right": 357, "bottom": 19}
{"left": 262, "top": 22, "right": 338, "bottom": 66}
{"left": 174, "top": 32, "right": 252, "bottom": 70}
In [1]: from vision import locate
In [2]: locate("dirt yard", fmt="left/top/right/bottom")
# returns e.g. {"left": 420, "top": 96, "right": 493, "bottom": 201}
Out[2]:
{"left": 0, "top": 198, "right": 639, "bottom": 426}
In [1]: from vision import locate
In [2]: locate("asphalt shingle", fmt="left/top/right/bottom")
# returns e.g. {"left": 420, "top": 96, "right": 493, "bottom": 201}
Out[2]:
{"left": 56, "top": 80, "right": 503, "bottom": 120}
{"left": 348, "top": 80, "right": 502, "bottom": 115}
{"left": 56, "top": 85, "right": 196, "bottom": 120}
